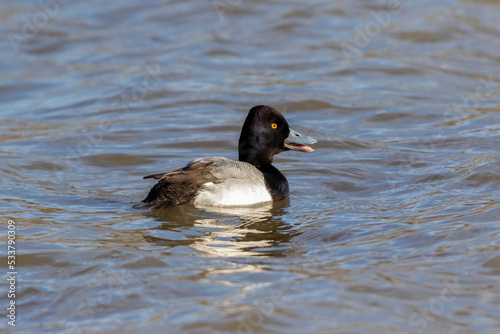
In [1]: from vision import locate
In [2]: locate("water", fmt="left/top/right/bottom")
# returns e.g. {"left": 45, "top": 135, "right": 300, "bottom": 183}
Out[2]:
{"left": 1, "top": 0, "right": 500, "bottom": 333}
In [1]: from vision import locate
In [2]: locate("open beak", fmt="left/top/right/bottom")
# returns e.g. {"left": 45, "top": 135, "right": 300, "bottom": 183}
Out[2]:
{"left": 284, "top": 128, "right": 317, "bottom": 153}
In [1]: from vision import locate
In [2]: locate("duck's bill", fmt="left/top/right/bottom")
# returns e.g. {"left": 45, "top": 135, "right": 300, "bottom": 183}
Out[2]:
{"left": 284, "top": 128, "right": 317, "bottom": 153}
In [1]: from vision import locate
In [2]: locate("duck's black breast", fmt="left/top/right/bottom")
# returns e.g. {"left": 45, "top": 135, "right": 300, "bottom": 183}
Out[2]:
{"left": 259, "top": 164, "right": 290, "bottom": 202}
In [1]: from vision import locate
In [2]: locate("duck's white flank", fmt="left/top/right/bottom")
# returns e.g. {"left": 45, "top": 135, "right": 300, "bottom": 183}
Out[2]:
{"left": 190, "top": 157, "right": 272, "bottom": 207}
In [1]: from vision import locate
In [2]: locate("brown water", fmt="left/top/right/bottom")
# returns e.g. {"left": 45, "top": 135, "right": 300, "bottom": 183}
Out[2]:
{"left": 1, "top": 0, "right": 500, "bottom": 333}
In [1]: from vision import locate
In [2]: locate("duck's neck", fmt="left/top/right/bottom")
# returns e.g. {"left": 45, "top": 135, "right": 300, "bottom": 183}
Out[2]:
{"left": 239, "top": 150, "right": 273, "bottom": 166}
{"left": 257, "top": 163, "right": 289, "bottom": 202}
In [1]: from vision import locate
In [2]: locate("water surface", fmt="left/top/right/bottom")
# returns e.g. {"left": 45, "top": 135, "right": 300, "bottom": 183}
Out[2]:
{"left": 1, "top": 0, "right": 500, "bottom": 333}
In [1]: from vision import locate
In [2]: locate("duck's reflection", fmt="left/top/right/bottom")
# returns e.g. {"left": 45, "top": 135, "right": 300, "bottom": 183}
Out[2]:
{"left": 143, "top": 199, "right": 301, "bottom": 257}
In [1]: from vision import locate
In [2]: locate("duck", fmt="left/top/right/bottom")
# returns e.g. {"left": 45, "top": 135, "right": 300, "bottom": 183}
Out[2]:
{"left": 134, "top": 105, "right": 317, "bottom": 209}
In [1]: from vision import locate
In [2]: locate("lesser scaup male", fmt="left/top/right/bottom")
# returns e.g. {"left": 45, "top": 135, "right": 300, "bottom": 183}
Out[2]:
{"left": 135, "top": 105, "right": 317, "bottom": 209}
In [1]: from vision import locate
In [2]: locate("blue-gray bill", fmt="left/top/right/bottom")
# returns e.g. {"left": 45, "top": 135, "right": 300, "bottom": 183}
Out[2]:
{"left": 284, "top": 128, "right": 317, "bottom": 153}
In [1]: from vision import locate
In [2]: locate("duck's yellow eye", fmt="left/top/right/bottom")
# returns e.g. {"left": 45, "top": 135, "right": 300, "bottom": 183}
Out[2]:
{"left": 271, "top": 123, "right": 278, "bottom": 129}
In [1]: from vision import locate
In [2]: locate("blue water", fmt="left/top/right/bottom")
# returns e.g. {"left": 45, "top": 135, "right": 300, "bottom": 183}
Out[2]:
{"left": 1, "top": 0, "right": 500, "bottom": 333}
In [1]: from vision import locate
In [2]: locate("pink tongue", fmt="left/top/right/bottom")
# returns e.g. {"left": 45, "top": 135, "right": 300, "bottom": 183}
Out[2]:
{"left": 286, "top": 142, "right": 315, "bottom": 153}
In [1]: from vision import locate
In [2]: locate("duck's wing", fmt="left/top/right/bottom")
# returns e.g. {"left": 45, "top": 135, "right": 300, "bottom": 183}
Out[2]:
{"left": 144, "top": 157, "right": 262, "bottom": 182}
{"left": 143, "top": 172, "right": 169, "bottom": 180}
{"left": 143, "top": 158, "right": 220, "bottom": 184}
{"left": 188, "top": 157, "right": 263, "bottom": 181}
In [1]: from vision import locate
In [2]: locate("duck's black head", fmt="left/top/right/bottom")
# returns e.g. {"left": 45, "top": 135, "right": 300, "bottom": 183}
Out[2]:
{"left": 238, "top": 105, "right": 317, "bottom": 166}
